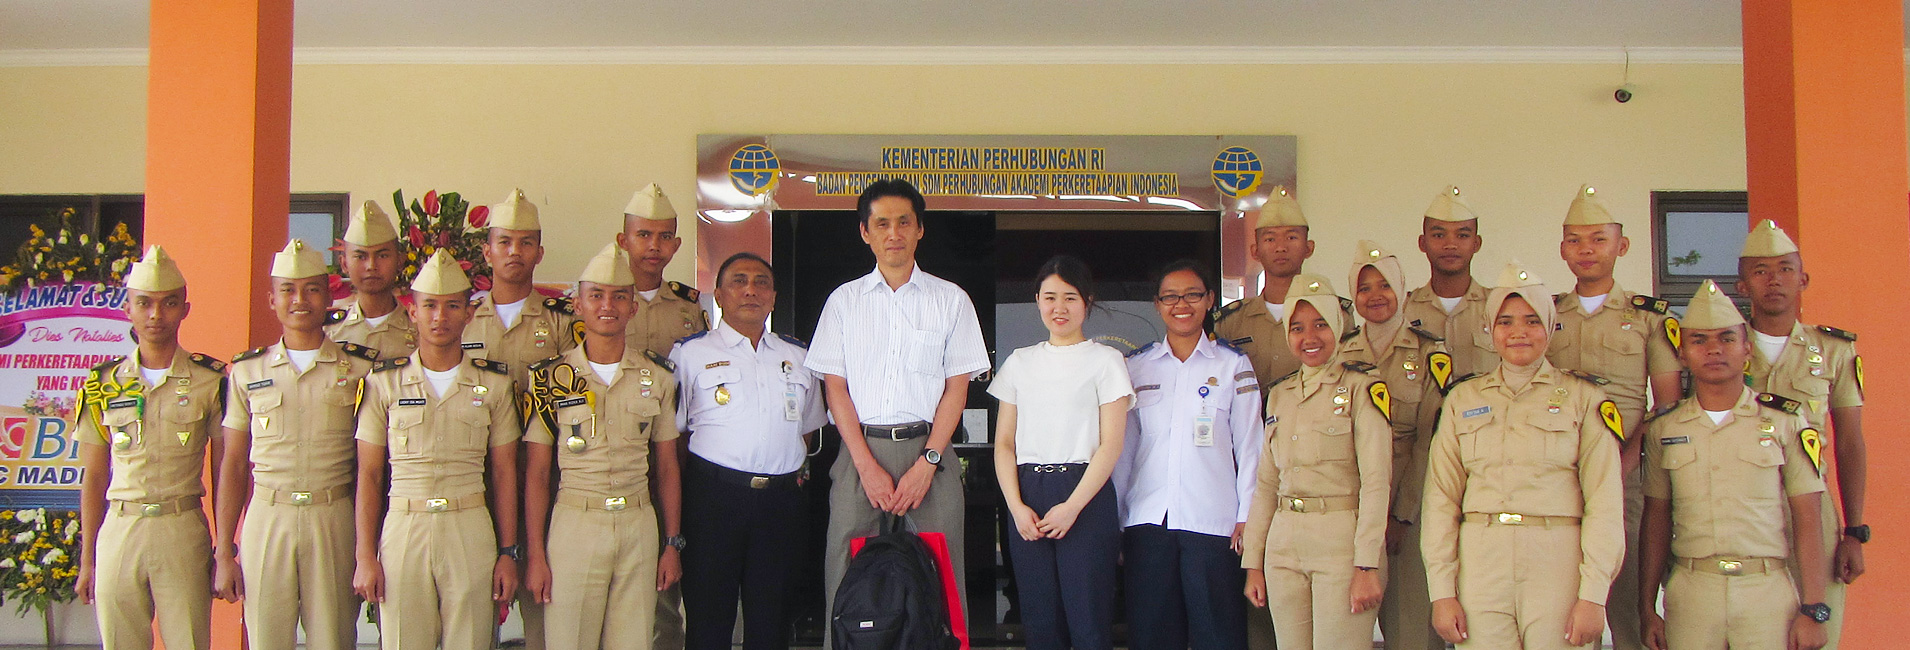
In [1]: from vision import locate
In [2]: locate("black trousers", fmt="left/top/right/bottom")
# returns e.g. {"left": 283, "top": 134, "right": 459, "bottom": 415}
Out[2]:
{"left": 1008, "top": 464, "right": 1120, "bottom": 650}
{"left": 681, "top": 454, "right": 806, "bottom": 650}
{"left": 1122, "top": 523, "right": 1249, "bottom": 650}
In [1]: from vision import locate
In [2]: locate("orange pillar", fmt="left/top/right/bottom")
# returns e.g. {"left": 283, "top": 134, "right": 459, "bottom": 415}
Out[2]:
{"left": 146, "top": 0, "right": 293, "bottom": 647}
{"left": 1743, "top": 0, "right": 1910, "bottom": 644}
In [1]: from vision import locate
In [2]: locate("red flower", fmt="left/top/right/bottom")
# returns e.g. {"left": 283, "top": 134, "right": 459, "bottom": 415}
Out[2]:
{"left": 467, "top": 205, "right": 490, "bottom": 229}
{"left": 472, "top": 275, "right": 493, "bottom": 292}
{"left": 458, "top": 259, "right": 473, "bottom": 272}
{"left": 328, "top": 273, "right": 354, "bottom": 300}
{"left": 436, "top": 231, "right": 453, "bottom": 248}
{"left": 406, "top": 226, "right": 425, "bottom": 248}
{"left": 424, "top": 190, "right": 440, "bottom": 216}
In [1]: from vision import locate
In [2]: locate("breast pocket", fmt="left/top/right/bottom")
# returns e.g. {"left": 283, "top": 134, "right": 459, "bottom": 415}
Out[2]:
{"left": 1657, "top": 442, "right": 1697, "bottom": 471}
{"left": 906, "top": 329, "right": 944, "bottom": 376}
{"left": 1525, "top": 412, "right": 1580, "bottom": 469}
{"left": 323, "top": 385, "right": 359, "bottom": 431}
{"left": 388, "top": 407, "right": 425, "bottom": 456}
{"left": 1305, "top": 416, "right": 1355, "bottom": 464}
{"left": 554, "top": 403, "right": 593, "bottom": 448}
{"left": 247, "top": 391, "right": 286, "bottom": 441}
{"left": 1453, "top": 412, "right": 1491, "bottom": 466}
{"left": 692, "top": 368, "right": 739, "bottom": 417}
{"left": 456, "top": 401, "right": 493, "bottom": 447}
{"left": 623, "top": 398, "right": 663, "bottom": 443}
{"left": 100, "top": 407, "right": 144, "bottom": 455}
{"left": 1789, "top": 374, "right": 1831, "bottom": 401}
{"left": 1599, "top": 329, "right": 1645, "bottom": 357}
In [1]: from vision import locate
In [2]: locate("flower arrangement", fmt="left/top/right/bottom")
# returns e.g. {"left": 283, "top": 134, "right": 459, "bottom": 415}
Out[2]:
{"left": 20, "top": 392, "right": 74, "bottom": 421}
{"left": 389, "top": 189, "right": 493, "bottom": 292}
{"left": 0, "top": 508, "right": 80, "bottom": 616}
{"left": 0, "top": 208, "right": 142, "bottom": 293}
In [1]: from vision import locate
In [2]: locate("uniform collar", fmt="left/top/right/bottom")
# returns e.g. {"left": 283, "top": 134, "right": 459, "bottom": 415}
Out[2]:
{"left": 715, "top": 319, "right": 775, "bottom": 352}
{"left": 1561, "top": 281, "right": 1631, "bottom": 315}
{"left": 858, "top": 264, "right": 924, "bottom": 295}
{"left": 474, "top": 291, "right": 546, "bottom": 319}
{"left": 126, "top": 347, "right": 191, "bottom": 383}
{"left": 266, "top": 339, "right": 344, "bottom": 369}
{"left": 1409, "top": 277, "right": 1488, "bottom": 304}
{"left": 1674, "top": 386, "right": 1760, "bottom": 423}
{"left": 563, "top": 343, "right": 646, "bottom": 387}
{"left": 1237, "top": 296, "right": 1278, "bottom": 322}
{"left": 1291, "top": 359, "right": 1344, "bottom": 400}
{"left": 1481, "top": 358, "right": 1561, "bottom": 390}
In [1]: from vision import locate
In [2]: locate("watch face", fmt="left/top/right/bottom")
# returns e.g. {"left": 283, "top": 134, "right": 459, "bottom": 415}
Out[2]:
{"left": 925, "top": 449, "right": 941, "bottom": 464}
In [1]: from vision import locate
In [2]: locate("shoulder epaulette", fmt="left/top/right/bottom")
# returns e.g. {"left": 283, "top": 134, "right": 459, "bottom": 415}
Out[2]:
{"left": 231, "top": 347, "right": 268, "bottom": 363}
{"left": 1215, "top": 300, "right": 1246, "bottom": 321}
{"left": 1563, "top": 369, "right": 1611, "bottom": 385}
{"left": 1756, "top": 392, "right": 1803, "bottom": 415}
{"left": 324, "top": 309, "right": 347, "bottom": 325}
{"left": 1214, "top": 337, "right": 1244, "bottom": 356}
{"left": 642, "top": 348, "right": 676, "bottom": 372}
{"left": 1338, "top": 296, "right": 1354, "bottom": 312}
{"left": 470, "top": 358, "right": 508, "bottom": 375}
{"left": 372, "top": 357, "right": 409, "bottom": 373}
{"left": 777, "top": 333, "right": 809, "bottom": 349}
{"left": 1447, "top": 372, "right": 1482, "bottom": 388}
{"left": 1124, "top": 341, "right": 1157, "bottom": 359}
{"left": 528, "top": 355, "right": 564, "bottom": 372}
{"left": 675, "top": 330, "right": 709, "bottom": 348}
{"left": 189, "top": 353, "right": 227, "bottom": 373}
{"left": 1644, "top": 403, "right": 1681, "bottom": 423}
{"left": 668, "top": 281, "right": 700, "bottom": 303}
{"left": 1343, "top": 360, "right": 1377, "bottom": 373}
{"left": 1554, "top": 292, "right": 1570, "bottom": 304}
{"left": 1340, "top": 327, "right": 1361, "bottom": 343}
{"left": 543, "top": 296, "right": 573, "bottom": 315}
{"left": 1268, "top": 370, "right": 1299, "bottom": 387}
{"left": 1630, "top": 294, "right": 1670, "bottom": 315}
{"left": 1408, "top": 326, "right": 1445, "bottom": 342}
{"left": 339, "top": 343, "right": 379, "bottom": 361}
{"left": 91, "top": 356, "right": 124, "bottom": 374}
{"left": 1816, "top": 325, "right": 1857, "bottom": 342}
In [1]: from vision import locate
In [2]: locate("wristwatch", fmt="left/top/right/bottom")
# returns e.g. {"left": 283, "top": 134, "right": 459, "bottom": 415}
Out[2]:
{"left": 1800, "top": 602, "right": 1832, "bottom": 623}
{"left": 1844, "top": 524, "right": 1871, "bottom": 544}
{"left": 922, "top": 448, "right": 943, "bottom": 466}
{"left": 663, "top": 535, "right": 688, "bottom": 551}
{"left": 497, "top": 545, "right": 521, "bottom": 561}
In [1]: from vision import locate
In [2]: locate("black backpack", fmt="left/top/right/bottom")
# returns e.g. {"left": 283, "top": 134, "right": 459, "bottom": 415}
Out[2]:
{"left": 831, "top": 517, "right": 959, "bottom": 650}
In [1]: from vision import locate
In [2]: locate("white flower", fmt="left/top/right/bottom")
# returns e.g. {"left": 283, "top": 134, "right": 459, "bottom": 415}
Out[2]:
{"left": 40, "top": 549, "right": 62, "bottom": 564}
{"left": 12, "top": 532, "right": 32, "bottom": 544}
{"left": 56, "top": 234, "right": 67, "bottom": 245}
{"left": 17, "top": 509, "right": 38, "bottom": 523}
{"left": 0, "top": 559, "right": 14, "bottom": 569}
{"left": 60, "top": 271, "right": 72, "bottom": 283}
{"left": 62, "top": 520, "right": 77, "bottom": 539}
{"left": 79, "top": 234, "right": 89, "bottom": 246}
{"left": 21, "top": 563, "right": 39, "bottom": 574}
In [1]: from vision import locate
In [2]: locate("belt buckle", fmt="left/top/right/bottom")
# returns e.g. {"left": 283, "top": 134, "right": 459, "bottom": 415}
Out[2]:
{"left": 1497, "top": 513, "right": 1524, "bottom": 525}
{"left": 749, "top": 476, "right": 769, "bottom": 489}
{"left": 1719, "top": 560, "right": 1744, "bottom": 576}
{"left": 891, "top": 426, "right": 907, "bottom": 441}
{"left": 140, "top": 503, "right": 162, "bottom": 517}
{"left": 425, "top": 498, "right": 449, "bottom": 513}
{"left": 604, "top": 496, "right": 627, "bottom": 511}
{"left": 1288, "top": 498, "right": 1306, "bottom": 512}
{"left": 290, "top": 491, "right": 313, "bottom": 505}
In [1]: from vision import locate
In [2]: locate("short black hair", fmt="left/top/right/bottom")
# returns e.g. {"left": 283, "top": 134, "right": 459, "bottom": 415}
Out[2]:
{"left": 1035, "top": 254, "right": 1096, "bottom": 313}
{"left": 715, "top": 252, "right": 773, "bottom": 287}
{"left": 856, "top": 178, "right": 927, "bottom": 227}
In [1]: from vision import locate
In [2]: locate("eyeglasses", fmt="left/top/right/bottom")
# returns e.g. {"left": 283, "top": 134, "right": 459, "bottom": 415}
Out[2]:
{"left": 1154, "top": 291, "right": 1210, "bottom": 306}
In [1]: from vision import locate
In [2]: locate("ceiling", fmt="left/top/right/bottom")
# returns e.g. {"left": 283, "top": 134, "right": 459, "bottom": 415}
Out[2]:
{"left": 0, "top": 0, "right": 1765, "bottom": 52}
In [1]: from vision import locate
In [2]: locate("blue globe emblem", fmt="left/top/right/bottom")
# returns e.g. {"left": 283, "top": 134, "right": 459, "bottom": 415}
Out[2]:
{"left": 728, "top": 144, "right": 781, "bottom": 197}
{"left": 1211, "top": 146, "right": 1263, "bottom": 199}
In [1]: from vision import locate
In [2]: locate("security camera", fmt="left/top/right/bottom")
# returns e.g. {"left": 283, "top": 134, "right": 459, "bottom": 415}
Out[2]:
{"left": 1614, "top": 86, "right": 1634, "bottom": 103}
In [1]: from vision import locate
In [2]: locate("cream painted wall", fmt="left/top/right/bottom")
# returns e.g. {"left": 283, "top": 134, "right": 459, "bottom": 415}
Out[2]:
{"left": 2, "top": 62, "right": 1751, "bottom": 300}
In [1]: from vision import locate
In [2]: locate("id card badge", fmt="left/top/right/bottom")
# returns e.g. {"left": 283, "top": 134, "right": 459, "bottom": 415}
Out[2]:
{"left": 1193, "top": 416, "right": 1216, "bottom": 447}
{"left": 784, "top": 386, "right": 801, "bottom": 422}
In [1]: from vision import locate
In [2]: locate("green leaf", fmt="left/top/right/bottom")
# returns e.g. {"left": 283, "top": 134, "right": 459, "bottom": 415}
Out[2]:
{"left": 392, "top": 190, "right": 406, "bottom": 216}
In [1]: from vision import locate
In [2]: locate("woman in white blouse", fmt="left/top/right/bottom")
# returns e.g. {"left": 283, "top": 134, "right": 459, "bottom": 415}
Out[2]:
{"left": 990, "top": 255, "right": 1134, "bottom": 650}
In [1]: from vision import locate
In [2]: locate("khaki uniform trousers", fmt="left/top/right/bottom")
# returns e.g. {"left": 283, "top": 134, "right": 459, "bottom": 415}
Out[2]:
{"left": 545, "top": 499, "right": 660, "bottom": 650}
{"left": 1455, "top": 521, "right": 1588, "bottom": 650}
{"left": 1608, "top": 469, "right": 1645, "bottom": 650}
{"left": 240, "top": 493, "right": 358, "bottom": 650}
{"left": 1380, "top": 519, "right": 1438, "bottom": 650}
{"left": 1788, "top": 491, "right": 1845, "bottom": 649}
{"left": 1665, "top": 560, "right": 1797, "bottom": 650}
{"left": 1261, "top": 509, "right": 1379, "bottom": 650}
{"left": 95, "top": 506, "right": 212, "bottom": 650}
{"left": 379, "top": 506, "right": 498, "bottom": 650}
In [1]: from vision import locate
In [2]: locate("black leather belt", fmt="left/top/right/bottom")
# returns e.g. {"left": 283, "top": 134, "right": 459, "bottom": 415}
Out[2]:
{"left": 861, "top": 421, "right": 930, "bottom": 441}
{"left": 1020, "top": 463, "right": 1086, "bottom": 474}
{"left": 688, "top": 454, "right": 800, "bottom": 491}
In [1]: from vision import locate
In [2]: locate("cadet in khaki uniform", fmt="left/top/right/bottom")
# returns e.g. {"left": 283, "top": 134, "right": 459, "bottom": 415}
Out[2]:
{"left": 75, "top": 245, "right": 225, "bottom": 650}
{"left": 1217, "top": 187, "right": 1340, "bottom": 394}
{"left": 352, "top": 251, "right": 521, "bottom": 650}
{"left": 327, "top": 200, "right": 418, "bottom": 360}
{"left": 522, "top": 244, "right": 684, "bottom": 650}
{"left": 1546, "top": 185, "right": 1681, "bottom": 650}
{"left": 1338, "top": 242, "right": 1454, "bottom": 650}
{"left": 465, "top": 188, "right": 579, "bottom": 386}
{"left": 1637, "top": 281, "right": 1830, "bottom": 650}
{"left": 213, "top": 241, "right": 378, "bottom": 650}
{"left": 616, "top": 183, "right": 705, "bottom": 650}
{"left": 1242, "top": 275, "right": 1393, "bottom": 650}
{"left": 1422, "top": 262, "right": 1625, "bottom": 650}
{"left": 1403, "top": 186, "right": 1498, "bottom": 380}
{"left": 1735, "top": 220, "right": 1864, "bottom": 648}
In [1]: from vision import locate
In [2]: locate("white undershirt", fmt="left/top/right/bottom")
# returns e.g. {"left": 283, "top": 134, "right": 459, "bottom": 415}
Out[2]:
{"left": 364, "top": 312, "right": 391, "bottom": 327}
{"left": 139, "top": 366, "right": 167, "bottom": 388}
{"left": 639, "top": 288, "right": 660, "bottom": 302}
{"left": 1438, "top": 296, "right": 1463, "bottom": 314}
{"left": 1705, "top": 409, "right": 1731, "bottom": 425}
{"left": 493, "top": 298, "right": 527, "bottom": 329}
{"left": 1754, "top": 331, "right": 1787, "bottom": 364}
{"left": 589, "top": 361, "right": 620, "bottom": 385}
{"left": 1263, "top": 301, "right": 1285, "bottom": 321}
{"left": 285, "top": 348, "right": 319, "bottom": 372}
{"left": 1578, "top": 294, "right": 1608, "bottom": 316}
{"left": 423, "top": 366, "right": 457, "bottom": 398}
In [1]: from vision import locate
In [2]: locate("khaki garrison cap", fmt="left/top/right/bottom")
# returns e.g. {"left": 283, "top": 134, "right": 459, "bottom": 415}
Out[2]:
{"left": 624, "top": 184, "right": 679, "bottom": 221}
{"left": 1740, "top": 219, "right": 1800, "bottom": 258}
{"left": 1254, "top": 186, "right": 1308, "bottom": 230}
{"left": 410, "top": 249, "right": 471, "bottom": 295}
{"left": 342, "top": 200, "right": 399, "bottom": 247}
{"left": 269, "top": 239, "right": 328, "bottom": 280}
{"left": 1563, "top": 184, "right": 1618, "bottom": 226}
{"left": 490, "top": 189, "right": 541, "bottom": 232}
{"left": 1681, "top": 279, "right": 1745, "bottom": 331}
{"left": 577, "top": 243, "right": 636, "bottom": 287}
{"left": 1486, "top": 260, "right": 1557, "bottom": 334}
{"left": 1349, "top": 240, "right": 1404, "bottom": 314}
{"left": 1283, "top": 273, "right": 1344, "bottom": 338}
{"left": 125, "top": 245, "right": 186, "bottom": 292}
{"left": 1424, "top": 185, "right": 1478, "bottom": 222}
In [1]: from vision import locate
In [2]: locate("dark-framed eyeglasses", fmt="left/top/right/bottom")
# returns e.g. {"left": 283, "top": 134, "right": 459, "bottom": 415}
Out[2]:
{"left": 1154, "top": 291, "right": 1210, "bottom": 306}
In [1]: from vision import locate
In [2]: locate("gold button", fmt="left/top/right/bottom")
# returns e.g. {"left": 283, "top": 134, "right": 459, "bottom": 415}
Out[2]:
{"left": 425, "top": 498, "right": 448, "bottom": 513}
{"left": 604, "top": 496, "right": 627, "bottom": 511}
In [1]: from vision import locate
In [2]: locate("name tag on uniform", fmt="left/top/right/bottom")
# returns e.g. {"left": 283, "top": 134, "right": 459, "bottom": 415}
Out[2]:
{"left": 1193, "top": 416, "right": 1215, "bottom": 447}
{"left": 246, "top": 379, "right": 273, "bottom": 391}
{"left": 1660, "top": 436, "right": 1690, "bottom": 445}
{"left": 555, "top": 397, "right": 588, "bottom": 409}
{"left": 706, "top": 360, "right": 731, "bottom": 370}
{"left": 1135, "top": 384, "right": 1161, "bottom": 392}
{"left": 784, "top": 386, "right": 801, "bottom": 422}
{"left": 461, "top": 342, "right": 485, "bottom": 350}
{"left": 1462, "top": 406, "right": 1491, "bottom": 418}
{"left": 397, "top": 398, "right": 428, "bottom": 407}
{"left": 107, "top": 398, "right": 139, "bottom": 410}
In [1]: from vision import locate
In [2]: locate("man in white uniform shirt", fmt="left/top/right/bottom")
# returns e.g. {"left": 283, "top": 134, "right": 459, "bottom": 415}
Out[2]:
{"left": 805, "top": 180, "right": 990, "bottom": 644}
{"left": 670, "top": 252, "right": 827, "bottom": 650}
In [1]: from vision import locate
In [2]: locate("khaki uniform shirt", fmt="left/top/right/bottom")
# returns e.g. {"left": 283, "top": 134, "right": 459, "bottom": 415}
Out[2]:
{"left": 325, "top": 295, "right": 417, "bottom": 361}
{"left": 75, "top": 349, "right": 226, "bottom": 504}
{"left": 1215, "top": 297, "right": 1298, "bottom": 395}
{"left": 1242, "top": 362, "right": 1394, "bottom": 570}
{"left": 222, "top": 340, "right": 377, "bottom": 492}
{"left": 1547, "top": 283, "right": 1682, "bottom": 437}
{"left": 1421, "top": 359, "right": 1626, "bottom": 604}
{"left": 1643, "top": 389, "right": 1825, "bottom": 560}
{"left": 1746, "top": 322, "right": 1862, "bottom": 432}
{"left": 1339, "top": 327, "right": 1452, "bottom": 521}
{"left": 625, "top": 281, "right": 709, "bottom": 356}
{"left": 523, "top": 346, "right": 680, "bottom": 500}
{"left": 462, "top": 293, "right": 579, "bottom": 389}
{"left": 1403, "top": 280, "right": 1499, "bottom": 377}
{"left": 355, "top": 354, "right": 520, "bottom": 501}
